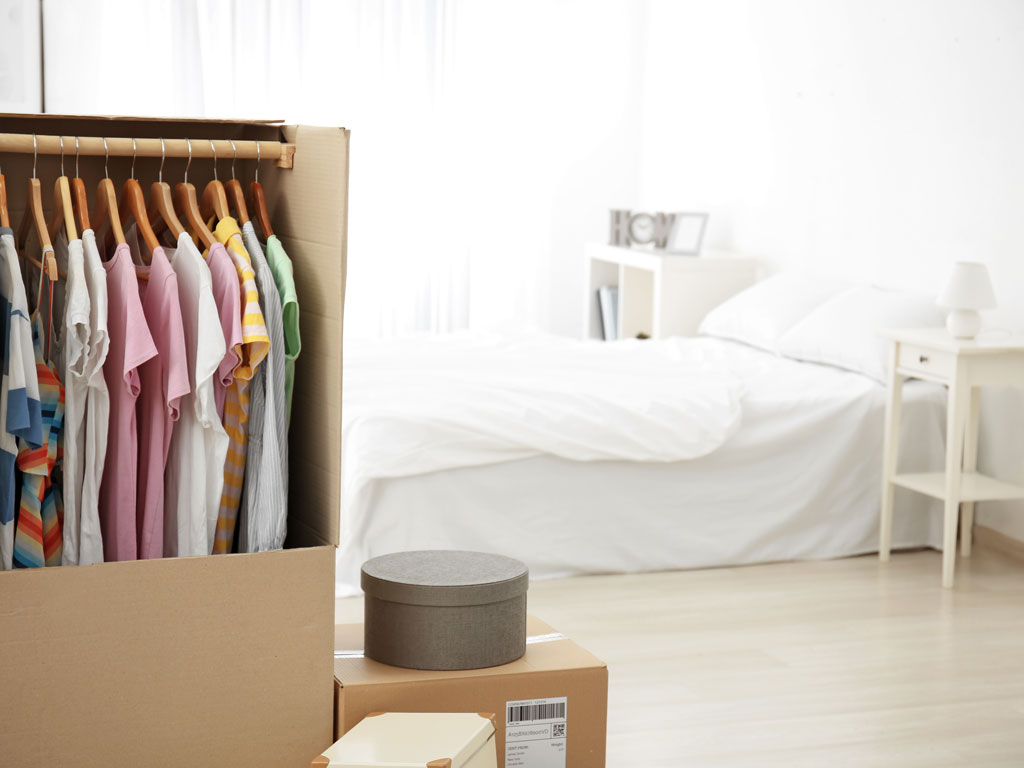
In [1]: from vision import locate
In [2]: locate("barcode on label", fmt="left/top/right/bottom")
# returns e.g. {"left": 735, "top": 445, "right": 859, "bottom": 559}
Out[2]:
{"left": 507, "top": 702, "right": 567, "bottom": 723}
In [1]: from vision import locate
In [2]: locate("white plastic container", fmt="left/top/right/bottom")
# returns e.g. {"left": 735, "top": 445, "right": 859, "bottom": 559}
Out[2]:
{"left": 312, "top": 711, "right": 497, "bottom": 768}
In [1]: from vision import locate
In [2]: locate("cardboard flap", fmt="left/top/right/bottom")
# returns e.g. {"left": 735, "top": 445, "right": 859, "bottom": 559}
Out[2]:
{"left": 264, "top": 124, "right": 350, "bottom": 549}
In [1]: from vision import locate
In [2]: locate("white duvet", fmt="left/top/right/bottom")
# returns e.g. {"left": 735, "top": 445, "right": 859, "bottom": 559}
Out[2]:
{"left": 337, "top": 332, "right": 950, "bottom": 596}
{"left": 342, "top": 332, "right": 745, "bottom": 520}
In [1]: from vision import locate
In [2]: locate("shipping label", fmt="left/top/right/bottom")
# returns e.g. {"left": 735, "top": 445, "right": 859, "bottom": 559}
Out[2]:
{"left": 505, "top": 696, "right": 567, "bottom": 768}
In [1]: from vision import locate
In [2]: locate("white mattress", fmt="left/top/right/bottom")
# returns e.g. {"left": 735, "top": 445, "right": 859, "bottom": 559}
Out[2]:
{"left": 336, "top": 336, "right": 948, "bottom": 596}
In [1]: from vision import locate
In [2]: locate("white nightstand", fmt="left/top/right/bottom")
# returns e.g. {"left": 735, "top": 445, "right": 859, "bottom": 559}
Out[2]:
{"left": 879, "top": 328, "right": 1024, "bottom": 587}
{"left": 583, "top": 244, "right": 760, "bottom": 340}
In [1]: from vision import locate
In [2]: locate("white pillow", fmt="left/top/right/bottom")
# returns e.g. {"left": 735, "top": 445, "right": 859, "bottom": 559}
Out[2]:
{"left": 699, "top": 272, "right": 850, "bottom": 352}
{"left": 777, "top": 284, "right": 945, "bottom": 382}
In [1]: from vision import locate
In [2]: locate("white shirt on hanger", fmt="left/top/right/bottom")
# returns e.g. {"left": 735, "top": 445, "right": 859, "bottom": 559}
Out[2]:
{"left": 50, "top": 234, "right": 92, "bottom": 566}
{"left": 164, "top": 231, "right": 228, "bottom": 556}
{"left": 76, "top": 229, "right": 110, "bottom": 566}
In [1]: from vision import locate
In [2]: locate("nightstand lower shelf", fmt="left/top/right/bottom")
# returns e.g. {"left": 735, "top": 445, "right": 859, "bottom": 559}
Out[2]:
{"left": 892, "top": 472, "right": 1024, "bottom": 502}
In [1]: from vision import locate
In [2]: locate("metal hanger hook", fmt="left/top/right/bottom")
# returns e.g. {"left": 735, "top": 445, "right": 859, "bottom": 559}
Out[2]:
{"left": 184, "top": 137, "right": 193, "bottom": 184}
{"left": 159, "top": 138, "right": 166, "bottom": 184}
{"left": 58, "top": 135, "right": 65, "bottom": 177}
{"left": 210, "top": 139, "right": 218, "bottom": 181}
{"left": 255, "top": 141, "right": 260, "bottom": 184}
{"left": 103, "top": 137, "right": 110, "bottom": 179}
{"left": 230, "top": 139, "right": 237, "bottom": 180}
{"left": 32, "top": 134, "right": 38, "bottom": 179}
{"left": 130, "top": 137, "right": 137, "bottom": 181}
{"left": 75, "top": 136, "right": 80, "bottom": 178}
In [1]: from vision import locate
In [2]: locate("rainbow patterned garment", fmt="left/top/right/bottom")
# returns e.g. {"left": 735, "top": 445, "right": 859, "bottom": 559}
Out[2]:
{"left": 13, "top": 314, "right": 65, "bottom": 568}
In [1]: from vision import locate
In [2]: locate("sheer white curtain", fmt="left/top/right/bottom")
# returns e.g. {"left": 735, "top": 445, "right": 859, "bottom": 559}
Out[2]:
{"left": 41, "top": 0, "right": 647, "bottom": 338}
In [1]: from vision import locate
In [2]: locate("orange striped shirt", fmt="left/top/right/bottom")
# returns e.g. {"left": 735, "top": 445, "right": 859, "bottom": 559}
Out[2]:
{"left": 211, "top": 217, "right": 269, "bottom": 553}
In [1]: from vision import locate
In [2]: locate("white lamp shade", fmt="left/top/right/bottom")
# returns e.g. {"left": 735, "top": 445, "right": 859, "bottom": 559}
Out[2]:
{"left": 937, "top": 261, "right": 996, "bottom": 310}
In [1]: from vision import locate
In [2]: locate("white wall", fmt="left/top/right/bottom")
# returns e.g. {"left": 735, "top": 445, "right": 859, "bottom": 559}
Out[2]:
{"left": 450, "top": 2, "right": 648, "bottom": 336}
{"left": 635, "top": 0, "right": 1024, "bottom": 541}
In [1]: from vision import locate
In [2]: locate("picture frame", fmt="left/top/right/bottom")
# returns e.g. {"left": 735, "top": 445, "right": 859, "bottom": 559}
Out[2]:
{"left": 667, "top": 212, "right": 708, "bottom": 256}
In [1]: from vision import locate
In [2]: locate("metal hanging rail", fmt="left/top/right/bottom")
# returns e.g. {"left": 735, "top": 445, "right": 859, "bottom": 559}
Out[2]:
{"left": 0, "top": 133, "right": 295, "bottom": 169}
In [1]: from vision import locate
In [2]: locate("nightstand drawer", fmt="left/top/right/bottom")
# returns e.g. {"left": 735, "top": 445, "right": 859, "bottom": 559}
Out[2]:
{"left": 898, "top": 343, "right": 955, "bottom": 380}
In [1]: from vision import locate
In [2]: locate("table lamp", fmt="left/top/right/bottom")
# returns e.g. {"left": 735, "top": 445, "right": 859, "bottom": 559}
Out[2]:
{"left": 937, "top": 261, "right": 996, "bottom": 339}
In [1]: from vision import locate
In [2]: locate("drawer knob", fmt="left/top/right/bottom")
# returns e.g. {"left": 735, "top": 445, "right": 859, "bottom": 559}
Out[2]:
{"left": 919, "top": 354, "right": 929, "bottom": 364}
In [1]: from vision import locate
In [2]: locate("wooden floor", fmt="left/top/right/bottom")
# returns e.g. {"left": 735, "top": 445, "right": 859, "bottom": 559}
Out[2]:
{"left": 336, "top": 548, "right": 1024, "bottom": 767}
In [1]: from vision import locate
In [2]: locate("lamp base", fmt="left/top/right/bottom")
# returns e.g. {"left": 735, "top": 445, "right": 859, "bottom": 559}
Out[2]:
{"left": 946, "top": 308, "right": 981, "bottom": 339}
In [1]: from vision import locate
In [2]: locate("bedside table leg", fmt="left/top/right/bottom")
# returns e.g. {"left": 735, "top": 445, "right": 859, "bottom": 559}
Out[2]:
{"left": 960, "top": 387, "right": 981, "bottom": 558}
{"left": 942, "top": 369, "right": 970, "bottom": 588}
{"left": 879, "top": 346, "right": 904, "bottom": 562}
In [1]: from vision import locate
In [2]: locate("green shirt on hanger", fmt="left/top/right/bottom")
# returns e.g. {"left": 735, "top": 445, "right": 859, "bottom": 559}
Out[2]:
{"left": 264, "top": 235, "right": 300, "bottom": 422}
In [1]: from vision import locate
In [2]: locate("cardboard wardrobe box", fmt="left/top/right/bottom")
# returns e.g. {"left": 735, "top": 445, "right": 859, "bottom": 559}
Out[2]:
{"left": 334, "top": 616, "right": 609, "bottom": 768}
{"left": 0, "top": 113, "right": 348, "bottom": 768}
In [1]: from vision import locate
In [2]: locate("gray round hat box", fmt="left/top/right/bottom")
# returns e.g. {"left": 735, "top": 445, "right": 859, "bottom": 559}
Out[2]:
{"left": 361, "top": 550, "right": 529, "bottom": 671}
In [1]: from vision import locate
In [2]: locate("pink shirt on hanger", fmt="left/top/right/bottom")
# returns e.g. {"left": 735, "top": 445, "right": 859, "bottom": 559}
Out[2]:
{"left": 133, "top": 239, "right": 190, "bottom": 560}
{"left": 206, "top": 242, "right": 243, "bottom": 419}
{"left": 98, "top": 243, "right": 157, "bottom": 561}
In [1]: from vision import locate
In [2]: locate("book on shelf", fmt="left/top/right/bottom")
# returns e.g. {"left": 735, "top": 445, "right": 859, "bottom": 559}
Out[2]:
{"left": 597, "top": 285, "right": 618, "bottom": 341}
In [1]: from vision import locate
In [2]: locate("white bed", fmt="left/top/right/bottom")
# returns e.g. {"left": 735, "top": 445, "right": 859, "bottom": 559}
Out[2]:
{"left": 336, "top": 331, "right": 947, "bottom": 596}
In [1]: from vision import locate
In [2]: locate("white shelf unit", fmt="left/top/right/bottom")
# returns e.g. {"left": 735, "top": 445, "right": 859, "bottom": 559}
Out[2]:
{"left": 583, "top": 244, "right": 760, "bottom": 340}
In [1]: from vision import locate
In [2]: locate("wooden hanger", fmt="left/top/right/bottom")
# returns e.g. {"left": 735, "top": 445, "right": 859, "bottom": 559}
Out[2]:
{"left": 116, "top": 139, "right": 161, "bottom": 263}
{"left": 93, "top": 137, "right": 126, "bottom": 249}
{"left": 248, "top": 140, "right": 274, "bottom": 239}
{"left": 0, "top": 160, "right": 9, "bottom": 229}
{"left": 16, "top": 135, "right": 58, "bottom": 282}
{"left": 147, "top": 138, "right": 185, "bottom": 241}
{"left": 48, "top": 136, "right": 78, "bottom": 243}
{"left": 224, "top": 139, "right": 250, "bottom": 225}
{"left": 200, "top": 139, "right": 230, "bottom": 223}
{"left": 71, "top": 137, "right": 91, "bottom": 233}
{"left": 173, "top": 137, "right": 216, "bottom": 251}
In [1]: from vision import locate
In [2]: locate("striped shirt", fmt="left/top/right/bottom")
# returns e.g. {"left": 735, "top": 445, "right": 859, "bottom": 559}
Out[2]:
{"left": 0, "top": 228, "right": 42, "bottom": 570}
{"left": 212, "top": 217, "right": 269, "bottom": 554}
{"left": 13, "top": 313, "right": 65, "bottom": 568}
{"left": 238, "top": 222, "right": 288, "bottom": 552}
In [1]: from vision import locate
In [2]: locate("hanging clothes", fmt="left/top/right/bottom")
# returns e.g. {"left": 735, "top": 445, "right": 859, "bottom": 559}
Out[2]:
{"left": 238, "top": 222, "right": 287, "bottom": 553}
{"left": 98, "top": 241, "right": 157, "bottom": 562}
{"left": 127, "top": 228, "right": 190, "bottom": 560}
{"left": 206, "top": 241, "right": 242, "bottom": 421}
{"left": 13, "top": 312, "right": 65, "bottom": 568}
{"left": 210, "top": 217, "right": 268, "bottom": 554}
{"left": 76, "top": 229, "right": 111, "bottom": 565}
{"left": 50, "top": 233, "right": 92, "bottom": 566}
{"left": 0, "top": 226, "right": 42, "bottom": 570}
{"left": 163, "top": 231, "right": 228, "bottom": 557}
{"left": 263, "top": 234, "right": 300, "bottom": 424}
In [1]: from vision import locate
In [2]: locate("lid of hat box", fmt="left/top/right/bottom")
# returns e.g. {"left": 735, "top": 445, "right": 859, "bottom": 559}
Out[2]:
{"left": 314, "top": 712, "right": 496, "bottom": 768}
{"left": 361, "top": 550, "right": 529, "bottom": 606}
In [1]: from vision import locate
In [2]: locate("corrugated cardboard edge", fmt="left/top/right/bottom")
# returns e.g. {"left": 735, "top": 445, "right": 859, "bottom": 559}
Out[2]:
{"left": 0, "top": 111, "right": 284, "bottom": 125}
{"left": 270, "top": 123, "right": 349, "bottom": 549}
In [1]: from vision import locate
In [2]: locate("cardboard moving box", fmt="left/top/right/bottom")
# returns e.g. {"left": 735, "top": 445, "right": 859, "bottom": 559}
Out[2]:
{"left": 0, "top": 113, "right": 348, "bottom": 768}
{"left": 334, "top": 616, "right": 608, "bottom": 768}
